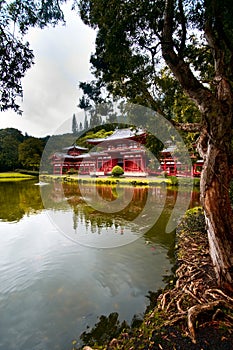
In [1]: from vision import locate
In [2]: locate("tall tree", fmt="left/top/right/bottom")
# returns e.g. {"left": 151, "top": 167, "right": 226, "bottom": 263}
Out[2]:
{"left": 0, "top": 128, "right": 24, "bottom": 170}
{"left": 84, "top": 114, "right": 89, "bottom": 129}
{"left": 79, "top": 0, "right": 233, "bottom": 291}
{"left": 72, "top": 113, "right": 78, "bottom": 134}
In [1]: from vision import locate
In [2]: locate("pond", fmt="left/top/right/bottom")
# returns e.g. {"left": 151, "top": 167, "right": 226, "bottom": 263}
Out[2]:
{"left": 0, "top": 180, "right": 200, "bottom": 350}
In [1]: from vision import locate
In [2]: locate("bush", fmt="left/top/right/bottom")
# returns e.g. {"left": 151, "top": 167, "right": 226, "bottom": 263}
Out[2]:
{"left": 67, "top": 168, "right": 77, "bottom": 175}
{"left": 170, "top": 176, "right": 178, "bottom": 186}
{"left": 179, "top": 207, "right": 206, "bottom": 234}
{"left": 111, "top": 165, "right": 124, "bottom": 177}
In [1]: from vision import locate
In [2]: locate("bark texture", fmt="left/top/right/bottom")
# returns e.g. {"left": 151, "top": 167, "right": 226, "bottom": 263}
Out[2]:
{"left": 162, "top": 0, "right": 233, "bottom": 291}
{"left": 198, "top": 96, "right": 233, "bottom": 291}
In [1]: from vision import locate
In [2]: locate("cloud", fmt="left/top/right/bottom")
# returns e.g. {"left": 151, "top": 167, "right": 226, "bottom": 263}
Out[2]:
{"left": 0, "top": 6, "right": 96, "bottom": 137}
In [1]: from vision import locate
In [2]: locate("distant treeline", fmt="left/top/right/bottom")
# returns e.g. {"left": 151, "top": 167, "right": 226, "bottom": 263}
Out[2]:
{"left": 0, "top": 125, "right": 121, "bottom": 173}
{"left": 0, "top": 124, "right": 166, "bottom": 173}
{"left": 0, "top": 128, "right": 77, "bottom": 172}
{"left": 0, "top": 128, "right": 47, "bottom": 172}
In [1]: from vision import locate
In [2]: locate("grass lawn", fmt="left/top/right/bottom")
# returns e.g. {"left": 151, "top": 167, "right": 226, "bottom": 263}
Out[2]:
{"left": 0, "top": 172, "right": 36, "bottom": 181}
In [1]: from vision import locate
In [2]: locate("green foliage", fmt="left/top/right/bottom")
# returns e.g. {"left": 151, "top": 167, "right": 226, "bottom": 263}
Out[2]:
{"left": 0, "top": 0, "right": 66, "bottom": 113}
{"left": 179, "top": 207, "right": 206, "bottom": 234}
{"left": 111, "top": 165, "right": 124, "bottom": 177}
{"left": 79, "top": 312, "right": 129, "bottom": 347}
{"left": 67, "top": 168, "right": 77, "bottom": 175}
{"left": 78, "top": 0, "right": 233, "bottom": 167}
{"left": 18, "top": 137, "right": 44, "bottom": 170}
{"left": 79, "top": 81, "right": 105, "bottom": 107}
{"left": 78, "top": 0, "right": 210, "bottom": 116}
{"left": 0, "top": 128, "right": 24, "bottom": 171}
{"left": 76, "top": 127, "right": 114, "bottom": 149}
{"left": 170, "top": 176, "right": 178, "bottom": 186}
{"left": 40, "top": 132, "right": 81, "bottom": 173}
{"left": 0, "top": 128, "right": 24, "bottom": 142}
{"left": 0, "top": 128, "right": 49, "bottom": 171}
{"left": 145, "top": 133, "right": 163, "bottom": 158}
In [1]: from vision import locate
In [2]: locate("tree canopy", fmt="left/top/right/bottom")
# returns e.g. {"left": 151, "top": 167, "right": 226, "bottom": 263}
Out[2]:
{"left": 0, "top": 128, "right": 24, "bottom": 170}
{"left": 78, "top": 0, "right": 232, "bottom": 120}
{"left": 18, "top": 137, "right": 44, "bottom": 170}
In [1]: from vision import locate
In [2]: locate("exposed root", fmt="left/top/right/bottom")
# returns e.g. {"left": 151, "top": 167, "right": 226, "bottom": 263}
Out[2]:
{"left": 176, "top": 295, "right": 186, "bottom": 313}
{"left": 95, "top": 210, "right": 233, "bottom": 350}
{"left": 187, "top": 300, "right": 228, "bottom": 342}
{"left": 159, "top": 291, "right": 170, "bottom": 311}
{"left": 205, "top": 288, "right": 233, "bottom": 303}
{"left": 155, "top": 219, "right": 233, "bottom": 344}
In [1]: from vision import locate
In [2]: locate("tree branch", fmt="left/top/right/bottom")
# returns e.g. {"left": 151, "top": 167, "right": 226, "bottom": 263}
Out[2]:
{"left": 161, "top": 0, "right": 214, "bottom": 111}
{"left": 177, "top": 0, "right": 186, "bottom": 57}
{"left": 171, "top": 121, "right": 202, "bottom": 132}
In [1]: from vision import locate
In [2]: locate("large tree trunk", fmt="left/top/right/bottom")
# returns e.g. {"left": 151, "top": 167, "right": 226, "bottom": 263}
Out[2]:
{"left": 198, "top": 107, "right": 233, "bottom": 292}
{"left": 161, "top": 0, "right": 233, "bottom": 291}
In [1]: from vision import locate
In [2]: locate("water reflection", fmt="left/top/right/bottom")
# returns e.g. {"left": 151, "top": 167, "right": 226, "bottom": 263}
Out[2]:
{"left": 0, "top": 180, "right": 43, "bottom": 222}
{"left": 40, "top": 182, "right": 200, "bottom": 248}
{"left": 0, "top": 181, "right": 200, "bottom": 350}
{"left": 0, "top": 180, "right": 200, "bottom": 234}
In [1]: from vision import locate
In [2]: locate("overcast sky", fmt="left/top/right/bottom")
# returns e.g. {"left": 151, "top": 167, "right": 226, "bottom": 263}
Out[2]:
{"left": 0, "top": 5, "right": 96, "bottom": 138}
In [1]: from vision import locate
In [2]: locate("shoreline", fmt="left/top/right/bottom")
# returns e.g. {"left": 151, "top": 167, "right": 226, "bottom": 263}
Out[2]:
{"left": 75, "top": 208, "right": 233, "bottom": 350}
{"left": 39, "top": 174, "right": 200, "bottom": 188}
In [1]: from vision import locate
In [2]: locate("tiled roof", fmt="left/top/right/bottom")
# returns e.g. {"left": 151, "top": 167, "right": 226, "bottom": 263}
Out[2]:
{"left": 87, "top": 128, "right": 146, "bottom": 143}
{"left": 63, "top": 145, "right": 88, "bottom": 151}
{"left": 161, "top": 145, "right": 176, "bottom": 153}
{"left": 53, "top": 152, "right": 90, "bottom": 160}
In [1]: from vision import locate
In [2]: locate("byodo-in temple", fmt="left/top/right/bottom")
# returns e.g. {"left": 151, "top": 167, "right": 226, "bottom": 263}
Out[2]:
{"left": 51, "top": 128, "right": 203, "bottom": 177}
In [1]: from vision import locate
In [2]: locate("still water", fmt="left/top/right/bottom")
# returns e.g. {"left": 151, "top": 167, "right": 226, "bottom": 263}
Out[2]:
{"left": 0, "top": 180, "right": 199, "bottom": 350}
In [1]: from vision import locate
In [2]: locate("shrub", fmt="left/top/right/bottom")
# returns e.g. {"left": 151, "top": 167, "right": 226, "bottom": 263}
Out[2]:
{"left": 111, "top": 165, "right": 124, "bottom": 177}
{"left": 67, "top": 168, "right": 77, "bottom": 175}
{"left": 170, "top": 176, "right": 178, "bottom": 186}
{"left": 179, "top": 207, "right": 206, "bottom": 234}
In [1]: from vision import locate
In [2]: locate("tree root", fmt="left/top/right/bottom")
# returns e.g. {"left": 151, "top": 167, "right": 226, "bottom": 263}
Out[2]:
{"left": 187, "top": 300, "right": 229, "bottom": 342}
{"left": 155, "top": 227, "right": 233, "bottom": 344}
{"left": 157, "top": 265, "right": 233, "bottom": 343}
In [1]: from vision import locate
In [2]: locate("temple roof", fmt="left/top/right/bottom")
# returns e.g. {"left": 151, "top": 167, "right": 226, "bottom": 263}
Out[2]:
{"left": 161, "top": 144, "right": 176, "bottom": 154}
{"left": 87, "top": 128, "right": 146, "bottom": 144}
{"left": 53, "top": 152, "right": 90, "bottom": 160}
{"left": 63, "top": 145, "right": 88, "bottom": 151}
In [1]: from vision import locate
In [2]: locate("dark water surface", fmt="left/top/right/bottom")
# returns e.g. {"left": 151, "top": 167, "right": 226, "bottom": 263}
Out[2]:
{"left": 0, "top": 180, "right": 199, "bottom": 349}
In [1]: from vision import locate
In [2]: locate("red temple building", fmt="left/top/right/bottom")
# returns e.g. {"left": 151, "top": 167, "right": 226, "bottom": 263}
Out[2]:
{"left": 51, "top": 145, "right": 91, "bottom": 175}
{"left": 51, "top": 128, "right": 203, "bottom": 177}
{"left": 86, "top": 128, "right": 147, "bottom": 176}
{"left": 51, "top": 128, "right": 148, "bottom": 176}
